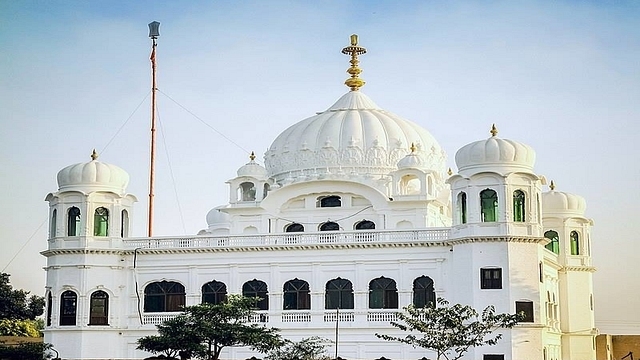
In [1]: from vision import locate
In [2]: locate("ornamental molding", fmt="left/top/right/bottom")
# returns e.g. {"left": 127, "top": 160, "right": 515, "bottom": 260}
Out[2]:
{"left": 560, "top": 266, "right": 596, "bottom": 273}
{"left": 447, "top": 236, "right": 547, "bottom": 246}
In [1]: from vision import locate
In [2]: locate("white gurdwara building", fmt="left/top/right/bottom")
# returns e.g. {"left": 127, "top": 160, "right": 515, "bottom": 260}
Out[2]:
{"left": 42, "top": 36, "right": 596, "bottom": 360}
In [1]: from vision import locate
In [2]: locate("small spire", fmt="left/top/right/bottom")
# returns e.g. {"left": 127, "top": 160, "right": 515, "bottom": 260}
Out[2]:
{"left": 91, "top": 149, "right": 99, "bottom": 161}
{"left": 249, "top": 151, "right": 256, "bottom": 161}
{"left": 410, "top": 143, "right": 417, "bottom": 153}
{"left": 549, "top": 180, "right": 556, "bottom": 191}
{"left": 490, "top": 124, "right": 498, "bottom": 137}
{"left": 341, "top": 34, "right": 367, "bottom": 91}
{"left": 447, "top": 168, "right": 453, "bottom": 176}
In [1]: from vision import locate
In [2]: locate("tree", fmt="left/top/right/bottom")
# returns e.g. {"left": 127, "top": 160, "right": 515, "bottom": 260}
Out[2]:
{"left": 0, "top": 273, "right": 45, "bottom": 320}
{"left": 375, "top": 298, "right": 522, "bottom": 360}
{"left": 265, "top": 337, "right": 331, "bottom": 360}
{"left": 0, "top": 341, "right": 54, "bottom": 360}
{"left": 137, "top": 295, "right": 282, "bottom": 360}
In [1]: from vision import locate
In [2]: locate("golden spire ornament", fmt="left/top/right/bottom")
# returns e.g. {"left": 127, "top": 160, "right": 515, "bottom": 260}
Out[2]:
{"left": 91, "top": 149, "right": 99, "bottom": 161}
{"left": 249, "top": 151, "right": 256, "bottom": 161}
{"left": 490, "top": 124, "right": 498, "bottom": 137}
{"left": 341, "top": 34, "right": 367, "bottom": 91}
{"left": 550, "top": 180, "right": 556, "bottom": 191}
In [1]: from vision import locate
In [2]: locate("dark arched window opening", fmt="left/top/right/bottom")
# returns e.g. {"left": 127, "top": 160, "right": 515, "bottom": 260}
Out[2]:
{"left": 94, "top": 207, "right": 109, "bottom": 236}
{"left": 320, "top": 222, "right": 339, "bottom": 231}
{"left": 50, "top": 209, "right": 57, "bottom": 238}
{"left": 60, "top": 290, "right": 77, "bottom": 326}
{"left": 369, "top": 277, "right": 398, "bottom": 309}
{"left": 240, "top": 182, "right": 256, "bottom": 201}
{"left": 285, "top": 223, "right": 304, "bottom": 232}
{"left": 67, "top": 207, "right": 81, "bottom": 236}
{"left": 243, "top": 279, "right": 268, "bottom": 310}
{"left": 46, "top": 292, "right": 52, "bottom": 327}
{"left": 570, "top": 231, "right": 580, "bottom": 255}
{"left": 458, "top": 192, "right": 467, "bottom": 224}
{"left": 355, "top": 220, "right": 375, "bottom": 230}
{"left": 544, "top": 230, "right": 560, "bottom": 254}
{"left": 263, "top": 183, "right": 270, "bottom": 200}
{"left": 325, "top": 278, "right": 354, "bottom": 310}
{"left": 89, "top": 290, "right": 109, "bottom": 325}
{"left": 121, "top": 210, "right": 129, "bottom": 238}
{"left": 318, "top": 195, "right": 341, "bottom": 208}
{"left": 283, "top": 279, "right": 310, "bottom": 310}
{"left": 202, "top": 280, "right": 227, "bottom": 305}
{"left": 513, "top": 190, "right": 526, "bottom": 222}
{"left": 480, "top": 189, "right": 498, "bottom": 222}
{"left": 144, "top": 281, "right": 186, "bottom": 313}
{"left": 413, "top": 276, "right": 435, "bottom": 308}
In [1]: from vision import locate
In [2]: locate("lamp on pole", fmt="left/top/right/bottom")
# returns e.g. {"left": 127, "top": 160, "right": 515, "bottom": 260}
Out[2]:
{"left": 147, "top": 21, "right": 160, "bottom": 237}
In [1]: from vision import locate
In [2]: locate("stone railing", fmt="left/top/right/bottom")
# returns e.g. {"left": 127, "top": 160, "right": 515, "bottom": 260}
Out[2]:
{"left": 123, "top": 228, "right": 450, "bottom": 250}
{"left": 142, "top": 312, "right": 182, "bottom": 325}
{"left": 367, "top": 310, "right": 399, "bottom": 322}
{"left": 323, "top": 310, "right": 355, "bottom": 322}
{"left": 281, "top": 311, "right": 311, "bottom": 323}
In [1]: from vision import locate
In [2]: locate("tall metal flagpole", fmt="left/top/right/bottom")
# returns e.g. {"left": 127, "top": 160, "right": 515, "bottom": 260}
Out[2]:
{"left": 147, "top": 21, "right": 160, "bottom": 237}
{"left": 334, "top": 307, "right": 339, "bottom": 359}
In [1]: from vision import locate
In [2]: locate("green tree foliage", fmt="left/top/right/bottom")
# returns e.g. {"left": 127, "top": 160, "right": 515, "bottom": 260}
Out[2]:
{"left": 137, "top": 295, "right": 282, "bottom": 360}
{"left": 0, "top": 319, "right": 41, "bottom": 337}
{"left": 265, "top": 336, "right": 331, "bottom": 360}
{"left": 0, "top": 273, "right": 45, "bottom": 321}
{"left": 375, "top": 298, "right": 522, "bottom": 360}
{"left": 0, "top": 341, "right": 54, "bottom": 360}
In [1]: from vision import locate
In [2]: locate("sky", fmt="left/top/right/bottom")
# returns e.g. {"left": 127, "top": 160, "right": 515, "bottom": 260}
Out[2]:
{"left": 1, "top": 1, "right": 639, "bottom": 332}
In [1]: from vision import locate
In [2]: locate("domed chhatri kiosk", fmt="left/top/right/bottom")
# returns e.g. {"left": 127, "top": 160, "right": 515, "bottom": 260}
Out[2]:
{"left": 42, "top": 36, "right": 595, "bottom": 360}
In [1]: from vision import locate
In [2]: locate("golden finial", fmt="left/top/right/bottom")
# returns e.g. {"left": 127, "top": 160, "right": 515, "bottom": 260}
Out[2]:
{"left": 91, "top": 149, "right": 98, "bottom": 161}
{"left": 249, "top": 151, "right": 256, "bottom": 161}
{"left": 447, "top": 168, "right": 453, "bottom": 176}
{"left": 549, "top": 180, "right": 556, "bottom": 191}
{"left": 341, "top": 34, "right": 367, "bottom": 91}
{"left": 410, "top": 143, "right": 417, "bottom": 153}
{"left": 490, "top": 124, "right": 498, "bottom": 137}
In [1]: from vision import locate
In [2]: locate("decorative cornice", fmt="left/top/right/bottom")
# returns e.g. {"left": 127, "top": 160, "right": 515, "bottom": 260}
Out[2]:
{"left": 447, "top": 236, "right": 547, "bottom": 246}
{"left": 560, "top": 266, "right": 596, "bottom": 273}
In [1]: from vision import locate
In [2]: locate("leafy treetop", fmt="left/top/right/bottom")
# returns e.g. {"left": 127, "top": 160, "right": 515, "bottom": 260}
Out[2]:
{"left": 0, "top": 273, "right": 45, "bottom": 321}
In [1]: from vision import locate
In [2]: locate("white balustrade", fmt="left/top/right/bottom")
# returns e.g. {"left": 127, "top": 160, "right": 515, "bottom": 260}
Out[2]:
{"left": 367, "top": 310, "right": 399, "bottom": 322}
{"left": 142, "top": 312, "right": 182, "bottom": 325}
{"left": 281, "top": 311, "right": 312, "bottom": 322}
{"left": 323, "top": 310, "right": 355, "bottom": 322}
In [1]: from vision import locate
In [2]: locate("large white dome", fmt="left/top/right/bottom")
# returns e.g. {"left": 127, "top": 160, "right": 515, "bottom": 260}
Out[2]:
{"left": 264, "top": 91, "right": 446, "bottom": 183}
{"left": 57, "top": 151, "right": 129, "bottom": 193}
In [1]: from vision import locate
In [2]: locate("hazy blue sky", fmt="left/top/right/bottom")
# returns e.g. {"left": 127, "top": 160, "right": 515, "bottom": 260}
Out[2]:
{"left": 1, "top": 1, "right": 638, "bottom": 331}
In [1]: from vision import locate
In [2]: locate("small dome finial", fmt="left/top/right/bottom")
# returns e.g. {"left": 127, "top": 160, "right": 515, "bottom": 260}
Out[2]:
{"left": 549, "top": 180, "right": 556, "bottom": 191}
{"left": 447, "top": 168, "right": 453, "bottom": 176}
{"left": 490, "top": 124, "right": 498, "bottom": 137}
{"left": 341, "top": 34, "right": 367, "bottom": 91}
{"left": 410, "top": 143, "right": 417, "bottom": 153}
{"left": 91, "top": 149, "right": 99, "bottom": 161}
{"left": 249, "top": 151, "right": 256, "bottom": 161}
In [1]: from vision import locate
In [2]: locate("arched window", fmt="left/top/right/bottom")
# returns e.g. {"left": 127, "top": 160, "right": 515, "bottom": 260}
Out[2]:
{"left": 285, "top": 223, "right": 304, "bottom": 232}
{"left": 89, "top": 290, "right": 109, "bottom": 325}
{"left": 480, "top": 189, "right": 498, "bottom": 222}
{"left": 369, "top": 277, "right": 398, "bottom": 309}
{"left": 240, "top": 182, "right": 256, "bottom": 201}
{"left": 283, "top": 279, "right": 310, "bottom": 310}
{"left": 458, "top": 192, "right": 467, "bottom": 224}
{"left": 319, "top": 222, "right": 339, "bottom": 231}
{"left": 570, "top": 231, "right": 580, "bottom": 255}
{"left": 202, "top": 280, "right": 227, "bottom": 305}
{"left": 46, "top": 292, "right": 52, "bottom": 327}
{"left": 544, "top": 230, "right": 560, "bottom": 254}
{"left": 317, "top": 195, "right": 341, "bottom": 208}
{"left": 513, "top": 190, "right": 526, "bottom": 222}
{"left": 121, "top": 210, "right": 129, "bottom": 238}
{"left": 67, "top": 207, "right": 81, "bottom": 236}
{"left": 60, "top": 290, "right": 77, "bottom": 326}
{"left": 413, "top": 276, "right": 435, "bottom": 308}
{"left": 144, "top": 281, "right": 186, "bottom": 313}
{"left": 94, "top": 207, "right": 109, "bottom": 236}
{"left": 263, "top": 183, "right": 270, "bottom": 199}
{"left": 325, "top": 278, "right": 354, "bottom": 310}
{"left": 242, "top": 279, "right": 268, "bottom": 310}
{"left": 50, "top": 209, "right": 57, "bottom": 239}
{"left": 355, "top": 220, "right": 375, "bottom": 230}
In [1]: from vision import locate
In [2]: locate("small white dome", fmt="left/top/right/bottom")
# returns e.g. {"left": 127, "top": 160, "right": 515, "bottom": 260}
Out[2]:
{"left": 397, "top": 145, "right": 429, "bottom": 170}
{"left": 206, "top": 206, "right": 231, "bottom": 226}
{"left": 542, "top": 187, "right": 586, "bottom": 215}
{"left": 265, "top": 91, "right": 446, "bottom": 182}
{"left": 57, "top": 151, "right": 129, "bottom": 193}
{"left": 455, "top": 125, "right": 535, "bottom": 176}
{"left": 237, "top": 153, "right": 268, "bottom": 179}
